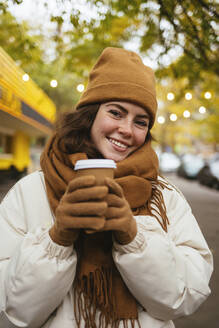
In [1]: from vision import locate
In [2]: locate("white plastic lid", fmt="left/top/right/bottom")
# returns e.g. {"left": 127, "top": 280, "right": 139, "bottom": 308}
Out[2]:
{"left": 74, "top": 159, "right": 117, "bottom": 170}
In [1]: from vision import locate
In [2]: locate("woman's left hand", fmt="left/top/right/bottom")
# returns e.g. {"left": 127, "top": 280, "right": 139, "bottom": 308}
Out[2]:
{"left": 103, "top": 177, "right": 137, "bottom": 245}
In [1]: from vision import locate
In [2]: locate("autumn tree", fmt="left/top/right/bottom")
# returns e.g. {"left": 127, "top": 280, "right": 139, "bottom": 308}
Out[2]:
{"left": 44, "top": 0, "right": 219, "bottom": 86}
{"left": 0, "top": 7, "right": 82, "bottom": 111}
{"left": 1, "top": 0, "right": 218, "bottom": 136}
{"left": 2, "top": 0, "right": 218, "bottom": 84}
{"left": 0, "top": 10, "right": 43, "bottom": 69}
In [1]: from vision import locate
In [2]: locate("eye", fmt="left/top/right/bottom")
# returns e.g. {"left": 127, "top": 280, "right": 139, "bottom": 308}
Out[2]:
{"left": 108, "top": 109, "right": 122, "bottom": 118}
{"left": 135, "top": 120, "right": 148, "bottom": 128}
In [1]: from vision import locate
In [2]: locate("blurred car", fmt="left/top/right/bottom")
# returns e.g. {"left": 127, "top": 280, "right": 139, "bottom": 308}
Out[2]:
{"left": 158, "top": 152, "right": 181, "bottom": 173}
{"left": 197, "top": 153, "right": 219, "bottom": 190}
{"left": 177, "top": 153, "right": 205, "bottom": 179}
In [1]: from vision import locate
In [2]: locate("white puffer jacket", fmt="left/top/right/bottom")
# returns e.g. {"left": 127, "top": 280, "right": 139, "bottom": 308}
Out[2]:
{"left": 0, "top": 171, "right": 213, "bottom": 328}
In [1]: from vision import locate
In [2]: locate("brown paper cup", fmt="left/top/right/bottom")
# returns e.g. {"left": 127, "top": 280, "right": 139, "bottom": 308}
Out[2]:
{"left": 74, "top": 159, "right": 117, "bottom": 233}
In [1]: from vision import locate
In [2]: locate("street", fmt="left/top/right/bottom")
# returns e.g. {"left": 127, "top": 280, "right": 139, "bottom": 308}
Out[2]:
{"left": 164, "top": 173, "right": 219, "bottom": 328}
{"left": 0, "top": 173, "right": 218, "bottom": 327}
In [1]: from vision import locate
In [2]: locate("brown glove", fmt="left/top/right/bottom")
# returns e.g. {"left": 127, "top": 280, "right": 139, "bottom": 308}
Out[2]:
{"left": 103, "top": 177, "right": 137, "bottom": 245}
{"left": 49, "top": 175, "right": 108, "bottom": 246}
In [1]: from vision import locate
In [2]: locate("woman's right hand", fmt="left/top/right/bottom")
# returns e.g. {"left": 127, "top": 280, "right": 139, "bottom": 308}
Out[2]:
{"left": 49, "top": 175, "right": 108, "bottom": 246}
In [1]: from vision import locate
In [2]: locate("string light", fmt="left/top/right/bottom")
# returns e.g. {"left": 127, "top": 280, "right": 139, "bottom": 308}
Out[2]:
{"left": 77, "top": 84, "right": 85, "bottom": 92}
{"left": 183, "top": 110, "right": 191, "bottom": 118}
{"left": 170, "top": 113, "right": 177, "bottom": 121}
{"left": 204, "top": 91, "right": 212, "bottom": 99}
{"left": 185, "top": 92, "right": 192, "bottom": 100}
{"left": 22, "top": 73, "right": 29, "bottom": 82}
{"left": 50, "top": 80, "right": 58, "bottom": 88}
{"left": 157, "top": 116, "right": 165, "bottom": 124}
{"left": 167, "top": 92, "right": 175, "bottom": 101}
{"left": 199, "top": 106, "right": 206, "bottom": 114}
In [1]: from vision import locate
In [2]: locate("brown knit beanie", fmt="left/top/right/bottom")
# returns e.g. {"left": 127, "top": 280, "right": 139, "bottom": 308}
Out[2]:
{"left": 76, "top": 47, "right": 157, "bottom": 128}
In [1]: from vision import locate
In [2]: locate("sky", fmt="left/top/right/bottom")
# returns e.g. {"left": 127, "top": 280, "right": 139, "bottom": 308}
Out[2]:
{"left": 9, "top": 0, "right": 96, "bottom": 22}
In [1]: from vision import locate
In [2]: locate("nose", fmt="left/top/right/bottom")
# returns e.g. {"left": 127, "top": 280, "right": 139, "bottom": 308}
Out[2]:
{"left": 118, "top": 120, "right": 133, "bottom": 137}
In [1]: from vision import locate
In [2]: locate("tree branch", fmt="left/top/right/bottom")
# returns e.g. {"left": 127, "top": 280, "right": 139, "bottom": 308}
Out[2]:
{"left": 195, "top": 0, "right": 219, "bottom": 19}
{"left": 177, "top": 0, "right": 208, "bottom": 61}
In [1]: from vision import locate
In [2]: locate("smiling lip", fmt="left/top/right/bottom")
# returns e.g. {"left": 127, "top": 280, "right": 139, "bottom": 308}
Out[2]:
{"left": 107, "top": 137, "right": 130, "bottom": 151}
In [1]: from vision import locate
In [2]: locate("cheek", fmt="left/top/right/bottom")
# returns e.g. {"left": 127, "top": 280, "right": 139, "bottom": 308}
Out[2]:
{"left": 91, "top": 116, "right": 112, "bottom": 142}
{"left": 96, "top": 117, "right": 115, "bottom": 136}
{"left": 134, "top": 129, "right": 148, "bottom": 146}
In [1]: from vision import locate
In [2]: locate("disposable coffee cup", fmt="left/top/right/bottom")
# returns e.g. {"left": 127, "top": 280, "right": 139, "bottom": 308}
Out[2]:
{"left": 74, "top": 159, "right": 117, "bottom": 234}
{"left": 74, "top": 159, "right": 117, "bottom": 184}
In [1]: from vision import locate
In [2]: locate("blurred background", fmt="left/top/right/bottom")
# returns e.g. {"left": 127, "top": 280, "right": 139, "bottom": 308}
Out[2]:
{"left": 0, "top": 0, "right": 218, "bottom": 327}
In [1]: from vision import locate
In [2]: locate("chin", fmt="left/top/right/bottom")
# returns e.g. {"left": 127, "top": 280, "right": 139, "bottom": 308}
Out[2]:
{"left": 106, "top": 153, "right": 129, "bottom": 162}
{"left": 102, "top": 145, "right": 133, "bottom": 162}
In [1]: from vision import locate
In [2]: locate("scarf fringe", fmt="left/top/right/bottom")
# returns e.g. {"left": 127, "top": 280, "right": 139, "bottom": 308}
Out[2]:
{"left": 73, "top": 267, "right": 140, "bottom": 328}
{"left": 147, "top": 179, "right": 172, "bottom": 232}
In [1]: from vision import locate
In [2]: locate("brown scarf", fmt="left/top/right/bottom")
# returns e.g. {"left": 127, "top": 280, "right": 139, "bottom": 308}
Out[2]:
{"left": 40, "top": 134, "right": 170, "bottom": 328}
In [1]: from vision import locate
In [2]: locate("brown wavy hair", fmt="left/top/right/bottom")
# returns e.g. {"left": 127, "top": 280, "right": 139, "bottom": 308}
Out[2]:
{"left": 55, "top": 103, "right": 152, "bottom": 158}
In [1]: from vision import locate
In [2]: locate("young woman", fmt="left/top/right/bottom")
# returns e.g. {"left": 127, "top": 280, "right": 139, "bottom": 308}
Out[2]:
{"left": 0, "top": 47, "right": 213, "bottom": 328}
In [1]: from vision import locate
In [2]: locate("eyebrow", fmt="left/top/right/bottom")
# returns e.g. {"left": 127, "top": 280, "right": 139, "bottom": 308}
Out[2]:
{"left": 105, "top": 103, "right": 149, "bottom": 119}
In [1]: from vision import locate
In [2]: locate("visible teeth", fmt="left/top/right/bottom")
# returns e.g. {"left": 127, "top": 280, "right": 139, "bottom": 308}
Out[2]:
{"left": 109, "top": 138, "right": 127, "bottom": 149}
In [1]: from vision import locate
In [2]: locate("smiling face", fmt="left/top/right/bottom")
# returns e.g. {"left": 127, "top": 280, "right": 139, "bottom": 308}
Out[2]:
{"left": 90, "top": 101, "right": 149, "bottom": 162}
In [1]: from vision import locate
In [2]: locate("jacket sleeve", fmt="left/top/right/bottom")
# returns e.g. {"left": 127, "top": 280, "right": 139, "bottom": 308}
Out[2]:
{"left": 112, "top": 186, "right": 213, "bottom": 321}
{"left": 0, "top": 181, "right": 77, "bottom": 328}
